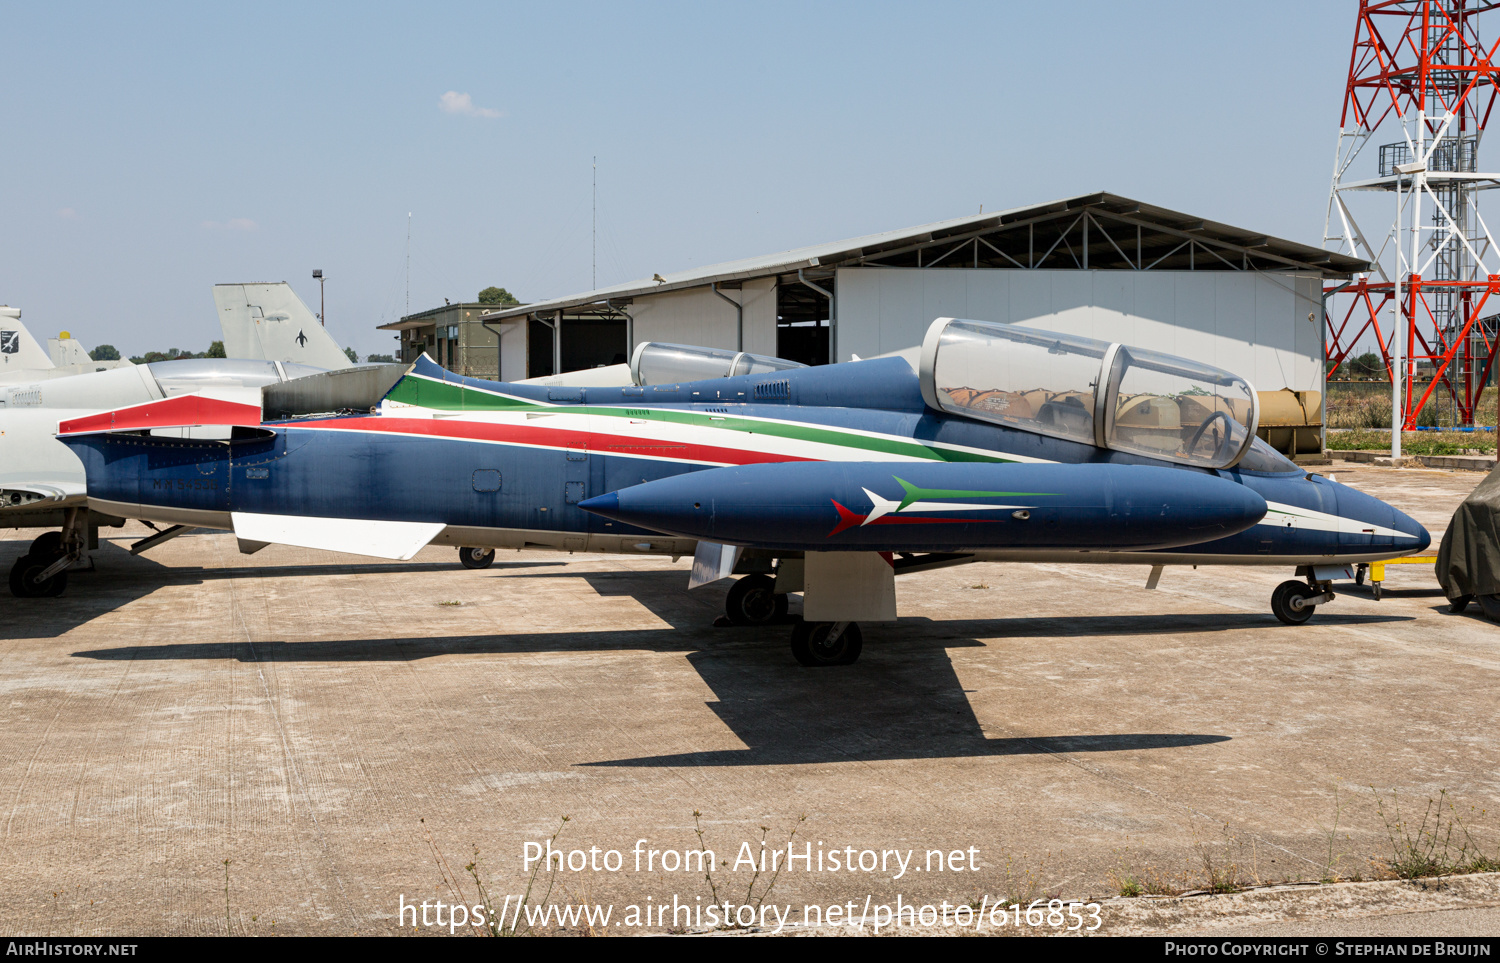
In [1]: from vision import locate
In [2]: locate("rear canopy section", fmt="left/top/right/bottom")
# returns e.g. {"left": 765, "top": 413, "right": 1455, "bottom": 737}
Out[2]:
{"left": 919, "top": 317, "right": 1258, "bottom": 470}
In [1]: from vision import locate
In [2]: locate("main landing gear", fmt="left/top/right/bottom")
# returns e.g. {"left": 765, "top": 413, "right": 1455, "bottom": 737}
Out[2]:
{"left": 719, "top": 573, "right": 861, "bottom": 666}
{"left": 458, "top": 546, "right": 495, "bottom": 569}
{"left": 722, "top": 574, "right": 859, "bottom": 666}
{"left": 723, "top": 574, "right": 787, "bottom": 626}
{"left": 789, "top": 620, "right": 863, "bottom": 667}
{"left": 8, "top": 523, "right": 79, "bottom": 599}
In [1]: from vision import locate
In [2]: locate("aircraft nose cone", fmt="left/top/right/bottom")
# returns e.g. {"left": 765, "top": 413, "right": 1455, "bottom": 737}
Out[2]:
{"left": 1329, "top": 479, "right": 1430, "bottom": 554}
{"left": 577, "top": 492, "right": 620, "bottom": 519}
{"left": 1398, "top": 506, "right": 1432, "bottom": 553}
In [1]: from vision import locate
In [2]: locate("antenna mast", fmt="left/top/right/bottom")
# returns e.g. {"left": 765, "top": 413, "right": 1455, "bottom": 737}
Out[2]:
{"left": 592, "top": 156, "right": 597, "bottom": 290}
{"left": 405, "top": 212, "right": 412, "bottom": 317}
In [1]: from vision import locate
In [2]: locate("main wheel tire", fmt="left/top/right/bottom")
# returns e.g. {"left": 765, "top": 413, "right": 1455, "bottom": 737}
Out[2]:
{"left": 10, "top": 554, "right": 67, "bottom": 599}
{"left": 789, "top": 621, "right": 863, "bottom": 667}
{"left": 459, "top": 547, "right": 496, "bottom": 569}
{"left": 1449, "top": 594, "right": 1474, "bottom": 613}
{"left": 40, "top": 565, "right": 68, "bottom": 597}
{"left": 9, "top": 555, "right": 33, "bottom": 598}
{"left": 1478, "top": 594, "right": 1500, "bottom": 623}
{"left": 1271, "top": 579, "right": 1317, "bottom": 625}
{"left": 28, "top": 531, "right": 62, "bottom": 557}
{"left": 725, "top": 574, "right": 787, "bottom": 626}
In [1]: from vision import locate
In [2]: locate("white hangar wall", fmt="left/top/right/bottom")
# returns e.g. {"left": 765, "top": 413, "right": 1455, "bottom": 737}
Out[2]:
{"left": 624, "top": 278, "right": 779, "bottom": 357}
{"left": 835, "top": 267, "right": 1325, "bottom": 392}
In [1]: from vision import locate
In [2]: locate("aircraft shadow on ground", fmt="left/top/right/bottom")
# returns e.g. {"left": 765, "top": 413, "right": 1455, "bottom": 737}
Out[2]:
{"left": 1345, "top": 586, "right": 1448, "bottom": 599}
{"left": 57, "top": 563, "right": 1423, "bottom": 766}
{"left": 591, "top": 643, "right": 1231, "bottom": 766}
{"left": 72, "top": 611, "right": 1241, "bottom": 765}
{"left": 0, "top": 537, "right": 562, "bottom": 640}
{"left": 1430, "top": 603, "right": 1500, "bottom": 625}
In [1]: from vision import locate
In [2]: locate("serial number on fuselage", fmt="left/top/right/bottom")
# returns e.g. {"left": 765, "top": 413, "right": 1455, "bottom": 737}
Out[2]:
{"left": 151, "top": 478, "right": 219, "bottom": 491}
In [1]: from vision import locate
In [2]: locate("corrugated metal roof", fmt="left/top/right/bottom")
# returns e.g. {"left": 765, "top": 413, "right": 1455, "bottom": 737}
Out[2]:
{"left": 378, "top": 301, "right": 521, "bottom": 329}
{"left": 478, "top": 192, "right": 1368, "bottom": 321}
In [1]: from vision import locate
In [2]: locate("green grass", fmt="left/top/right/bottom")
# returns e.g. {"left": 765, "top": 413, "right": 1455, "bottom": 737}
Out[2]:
{"left": 1326, "top": 429, "right": 1494, "bottom": 456}
{"left": 1376, "top": 790, "right": 1500, "bottom": 880}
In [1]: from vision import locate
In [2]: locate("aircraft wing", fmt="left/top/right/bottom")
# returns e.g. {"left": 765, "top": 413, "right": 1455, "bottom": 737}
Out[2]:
{"left": 1, "top": 405, "right": 91, "bottom": 522}
{"left": 230, "top": 513, "right": 445, "bottom": 560}
{"left": 0, "top": 480, "right": 87, "bottom": 512}
{"left": 56, "top": 391, "right": 265, "bottom": 436}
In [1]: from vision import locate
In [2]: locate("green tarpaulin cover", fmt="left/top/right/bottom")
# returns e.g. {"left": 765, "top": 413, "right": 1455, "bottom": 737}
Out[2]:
{"left": 1436, "top": 462, "right": 1500, "bottom": 601}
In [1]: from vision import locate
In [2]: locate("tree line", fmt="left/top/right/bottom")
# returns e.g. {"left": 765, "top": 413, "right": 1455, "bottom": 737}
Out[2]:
{"left": 88, "top": 342, "right": 396, "bottom": 365}
{"left": 84, "top": 285, "right": 518, "bottom": 367}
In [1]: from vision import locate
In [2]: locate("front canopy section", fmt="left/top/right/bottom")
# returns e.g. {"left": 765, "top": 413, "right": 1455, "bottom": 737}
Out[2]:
{"left": 629, "top": 342, "right": 806, "bottom": 386}
{"left": 920, "top": 318, "right": 1258, "bottom": 470}
{"left": 1105, "top": 345, "right": 1256, "bottom": 468}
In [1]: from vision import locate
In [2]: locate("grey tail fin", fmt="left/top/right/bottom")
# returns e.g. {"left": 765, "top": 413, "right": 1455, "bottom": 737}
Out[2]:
{"left": 48, "top": 336, "right": 92, "bottom": 366}
{"left": 213, "top": 283, "right": 353, "bottom": 369}
{"left": 0, "top": 307, "right": 54, "bottom": 371}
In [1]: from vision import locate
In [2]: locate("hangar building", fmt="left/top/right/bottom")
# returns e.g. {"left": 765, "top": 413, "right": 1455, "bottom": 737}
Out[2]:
{"left": 389, "top": 194, "right": 1366, "bottom": 436}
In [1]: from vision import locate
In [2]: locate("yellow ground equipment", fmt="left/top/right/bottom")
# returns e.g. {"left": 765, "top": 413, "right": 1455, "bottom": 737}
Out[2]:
{"left": 1355, "top": 553, "right": 1439, "bottom": 600}
{"left": 1257, "top": 388, "right": 1323, "bottom": 461}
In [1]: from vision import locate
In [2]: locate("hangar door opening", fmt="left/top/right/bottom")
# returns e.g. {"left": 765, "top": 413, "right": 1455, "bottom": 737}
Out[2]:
{"left": 776, "top": 277, "right": 833, "bottom": 366}
{"left": 526, "top": 317, "right": 628, "bottom": 378}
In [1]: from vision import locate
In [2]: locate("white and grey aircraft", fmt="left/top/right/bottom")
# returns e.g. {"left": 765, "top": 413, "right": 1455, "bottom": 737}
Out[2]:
{"left": 0, "top": 306, "right": 133, "bottom": 385}
{"left": 212, "top": 283, "right": 354, "bottom": 372}
{"left": 2, "top": 283, "right": 354, "bottom": 591}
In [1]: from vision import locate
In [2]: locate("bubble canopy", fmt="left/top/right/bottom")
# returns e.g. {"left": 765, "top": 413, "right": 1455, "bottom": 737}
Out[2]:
{"left": 919, "top": 317, "right": 1259, "bottom": 470}
{"left": 629, "top": 342, "right": 805, "bottom": 386}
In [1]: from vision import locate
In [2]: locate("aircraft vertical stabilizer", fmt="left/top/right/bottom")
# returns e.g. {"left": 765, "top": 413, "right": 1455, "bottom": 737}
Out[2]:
{"left": 213, "top": 283, "right": 353, "bottom": 369}
{"left": 0, "top": 308, "right": 54, "bottom": 371}
{"left": 47, "top": 337, "right": 92, "bottom": 366}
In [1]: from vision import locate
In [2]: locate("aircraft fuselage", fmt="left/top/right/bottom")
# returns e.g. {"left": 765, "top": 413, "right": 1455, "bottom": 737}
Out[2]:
{"left": 65, "top": 356, "right": 1428, "bottom": 567}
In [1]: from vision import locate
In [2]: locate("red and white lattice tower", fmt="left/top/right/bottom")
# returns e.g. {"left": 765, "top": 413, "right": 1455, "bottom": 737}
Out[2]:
{"left": 1324, "top": 0, "right": 1500, "bottom": 434}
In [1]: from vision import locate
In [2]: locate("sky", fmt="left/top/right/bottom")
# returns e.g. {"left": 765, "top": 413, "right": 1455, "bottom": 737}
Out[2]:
{"left": 1, "top": 1, "right": 1377, "bottom": 360}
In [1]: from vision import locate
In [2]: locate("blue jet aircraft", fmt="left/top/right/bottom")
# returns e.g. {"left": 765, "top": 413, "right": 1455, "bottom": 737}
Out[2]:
{"left": 49, "top": 318, "right": 1428, "bottom": 666}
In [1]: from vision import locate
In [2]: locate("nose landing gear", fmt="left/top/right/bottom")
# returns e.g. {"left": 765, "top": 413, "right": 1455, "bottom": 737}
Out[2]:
{"left": 1271, "top": 578, "right": 1336, "bottom": 625}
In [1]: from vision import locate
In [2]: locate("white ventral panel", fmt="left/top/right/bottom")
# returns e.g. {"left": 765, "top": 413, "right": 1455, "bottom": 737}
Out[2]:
{"left": 231, "top": 512, "right": 445, "bottom": 560}
{"left": 836, "top": 267, "right": 1323, "bottom": 392}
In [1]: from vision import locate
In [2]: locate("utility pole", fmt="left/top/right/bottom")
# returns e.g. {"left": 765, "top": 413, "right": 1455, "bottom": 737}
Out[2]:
{"left": 312, "top": 269, "right": 325, "bottom": 326}
{"left": 405, "top": 212, "right": 412, "bottom": 317}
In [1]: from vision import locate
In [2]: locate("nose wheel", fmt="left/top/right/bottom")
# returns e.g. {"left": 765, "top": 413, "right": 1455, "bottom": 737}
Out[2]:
{"left": 1271, "top": 579, "right": 1334, "bottom": 625}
